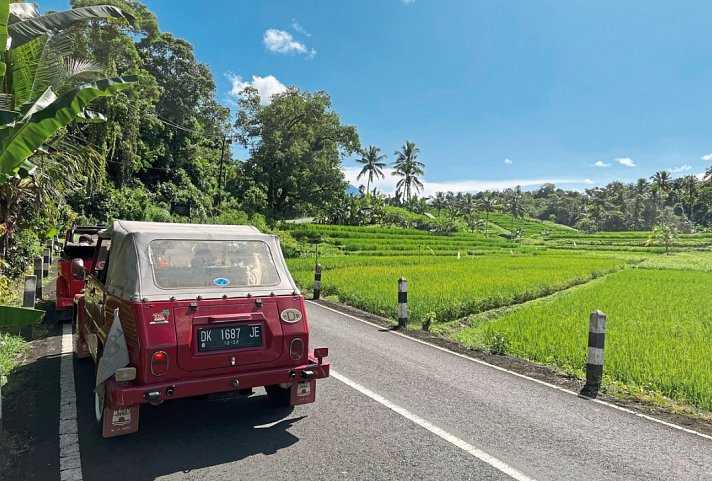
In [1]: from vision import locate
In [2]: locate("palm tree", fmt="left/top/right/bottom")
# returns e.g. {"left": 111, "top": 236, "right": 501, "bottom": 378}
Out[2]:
{"left": 682, "top": 175, "right": 698, "bottom": 224}
{"left": 650, "top": 171, "right": 671, "bottom": 227}
{"left": 431, "top": 191, "right": 446, "bottom": 215}
{"left": 478, "top": 191, "right": 498, "bottom": 237}
{"left": 392, "top": 141, "right": 425, "bottom": 202}
{"left": 504, "top": 186, "right": 525, "bottom": 236}
{"left": 356, "top": 145, "right": 386, "bottom": 197}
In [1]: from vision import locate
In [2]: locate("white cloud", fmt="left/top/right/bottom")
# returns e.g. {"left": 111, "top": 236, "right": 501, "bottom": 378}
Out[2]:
{"left": 342, "top": 166, "right": 587, "bottom": 197}
{"left": 291, "top": 20, "right": 311, "bottom": 37}
{"left": 701, "top": 153, "right": 712, "bottom": 161}
{"left": 668, "top": 164, "right": 692, "bottom": 174}
{"left": 227, "top": 73, "right": 287, "bottom": 104}
{"left": 584, "top": 178, "right": 594, "bottom": 184}
{"left": 615, "top": 157, "right": 637, "bottom": 167}
{"left": 504, "top": 158, "right": 513, "bottom": 165}
{"left": 593, "top": 161, "right": 610, "bottom": 168}
{"left": 402, "top": 0, "right": 416, "bottom": 4}
{"left": 264, "top": 29, "right": 316, "bottom": 58}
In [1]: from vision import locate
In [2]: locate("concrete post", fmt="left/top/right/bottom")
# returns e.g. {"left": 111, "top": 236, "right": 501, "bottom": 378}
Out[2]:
{"left": 398, "top": 277, "right": 408, "bottom": 329}
{"left": 21, "top": 276, "right": 36, "bottom": 340}
{"left": 34, "top": 255, "right": 43, "bottom": 299}
{"left": 42, "top": 247, "right": 50, "bottom": 278}
{"left": 313, "top": 264, "right": 322, "bottom": 300}
{"left": 585, "top": 310, "right": 606, "bottom": 392}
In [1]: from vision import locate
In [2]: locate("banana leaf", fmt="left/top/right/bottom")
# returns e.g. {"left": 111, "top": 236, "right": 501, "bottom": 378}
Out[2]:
{"left": 9, "top": 5, "right": 134, "bottom": 49}
{"left": 0, "top": 305, "right": 44, "bottom": 327}
{"left": 0, "top": 0, "right": 8, "bottom": 79}
{"left": 0, "top": 75, "right": 137, "bottom": 180}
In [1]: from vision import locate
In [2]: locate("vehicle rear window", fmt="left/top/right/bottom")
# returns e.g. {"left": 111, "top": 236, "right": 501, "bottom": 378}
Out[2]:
{"left": 148, "top": 240, "right": 281, "bottom": 289}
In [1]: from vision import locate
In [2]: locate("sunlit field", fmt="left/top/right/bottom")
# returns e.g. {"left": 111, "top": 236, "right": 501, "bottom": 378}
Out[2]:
{"left": 285, "top": 222, "right": 712, "bottom": 410}
{"left": 452, "top": 269, "right": 712, "bottom": 411}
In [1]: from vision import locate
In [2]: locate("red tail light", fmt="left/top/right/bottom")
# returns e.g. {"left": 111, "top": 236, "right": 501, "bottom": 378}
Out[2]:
{"left": 290, "top": 338, "right": 305, "bottom": 361}
{"left": 151, "top": 351, "right": 169, "bottom": 376}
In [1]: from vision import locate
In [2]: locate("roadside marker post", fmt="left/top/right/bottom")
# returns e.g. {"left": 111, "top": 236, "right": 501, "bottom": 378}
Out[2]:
{"left": 313, "top": 264, "right": 322, "bottom": 300}
{"left": 42, "top": 247, "right": 50, "bottom": 278}
{"left": 584, "top": 310, "right": 606, "bottom": 394}
{"left": 45, "top": 238, "right": 53, "bottom": 265}
{"left": 21, "top": 276, "right": 37, "bottom": 340}
{"left": 34, "top": 255, "right": 43, "bottom": 299}
{"left": 398, "top": 277, "right": 408, "bottom": 329}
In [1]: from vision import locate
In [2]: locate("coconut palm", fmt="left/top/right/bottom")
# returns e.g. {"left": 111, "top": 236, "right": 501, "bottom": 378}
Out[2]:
{"left": 478, "top": 191, "right": 498, "bottom": 237}
{"left": 356, "top": 145, "right": 386, "bottom": 197}
{"left": 650, "top": 170, "right": 671, "bottom": 226}
{"left": 392, "top": 141, "right": 424, "bottom": 202}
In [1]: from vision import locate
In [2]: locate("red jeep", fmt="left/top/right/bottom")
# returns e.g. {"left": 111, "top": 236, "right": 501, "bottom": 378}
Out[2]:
{"left": 56, "top": 226, "right": 104, "bottom": 313}
{"left": 72, "top": 221, "right": 329, "bottom": 437}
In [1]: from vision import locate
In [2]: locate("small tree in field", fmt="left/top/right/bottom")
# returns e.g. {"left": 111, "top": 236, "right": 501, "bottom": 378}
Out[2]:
{"left": 646, "top": 207, "right": 681, "bottom": 255}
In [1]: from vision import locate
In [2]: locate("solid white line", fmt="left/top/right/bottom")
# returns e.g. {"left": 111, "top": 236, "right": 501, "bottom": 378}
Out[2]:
{"left": 59, "top": 323, "right": 83, "bottom": 481}
{"left": 308, "top": 301, "right": 712, "bottom": 442}
{"left": 331, "top": 369, "right": 538, "bottom": 481}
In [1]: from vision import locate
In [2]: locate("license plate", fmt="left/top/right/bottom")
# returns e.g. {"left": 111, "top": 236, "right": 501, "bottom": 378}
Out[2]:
{"left": 197, "top": 324, "right": 262, "bottom": 352}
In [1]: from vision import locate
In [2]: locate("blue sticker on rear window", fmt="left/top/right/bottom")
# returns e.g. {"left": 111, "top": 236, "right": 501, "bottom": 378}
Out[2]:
{"left": 213, "top": 277, "right": 230, "bottom": 286}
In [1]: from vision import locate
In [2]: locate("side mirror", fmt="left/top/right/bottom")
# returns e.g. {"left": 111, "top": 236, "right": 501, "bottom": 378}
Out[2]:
{"left": 70, "top": 258, "right": 87, "bottom": 280}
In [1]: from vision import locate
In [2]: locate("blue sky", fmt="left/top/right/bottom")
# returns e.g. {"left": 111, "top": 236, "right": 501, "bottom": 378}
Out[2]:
{"left": 45, "top": 1, "right": 712, "bottom": 195}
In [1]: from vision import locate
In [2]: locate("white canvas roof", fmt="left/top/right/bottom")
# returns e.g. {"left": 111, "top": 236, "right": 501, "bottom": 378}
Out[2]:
{"left": 102, "top": 221, "right": 300, "bottom": 301}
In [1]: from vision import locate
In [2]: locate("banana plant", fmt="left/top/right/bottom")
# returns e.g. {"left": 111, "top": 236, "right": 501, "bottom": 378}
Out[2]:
{"left": 0, "top": 0, "right": 136, "bottom": 185}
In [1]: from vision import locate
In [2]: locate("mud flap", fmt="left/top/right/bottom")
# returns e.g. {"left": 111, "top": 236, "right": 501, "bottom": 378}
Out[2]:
{"left": 74, "top": 333, "right": 90, "bottom": 359}
{"left": 290, "top": 380, "right": 316, "bottom": 406}
{"left": 102, "top": 405, "right": 140, "bottom": 438}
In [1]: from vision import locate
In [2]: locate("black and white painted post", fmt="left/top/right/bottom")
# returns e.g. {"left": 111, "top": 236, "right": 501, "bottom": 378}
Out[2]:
{"left": 313, "top": 264, "right": 322, "bottom": 300}
{"left": 34, "top": 255, "right": 43, "bottom": 299}
{"left": 398, "top": 277, "right": 408, "bottom": 329}
{"left": 45, "top": 238, "right": 53, "bottom": 264}
{"left": 42, "top": 246, "right": 50, "bottom": 278}
{"left": 21, "top": 276, "right": 37, "bottom": 340}
{"left": 584, "top": 309, "right": 607, "bottom": 394}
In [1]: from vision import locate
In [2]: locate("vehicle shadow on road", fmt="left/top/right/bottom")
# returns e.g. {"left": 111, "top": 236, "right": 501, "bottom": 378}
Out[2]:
{"left": 74, "top": 357, "right": 306, "bottom": 481}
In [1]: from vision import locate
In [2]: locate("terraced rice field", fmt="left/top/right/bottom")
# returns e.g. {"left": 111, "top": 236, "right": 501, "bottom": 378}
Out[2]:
{"left": 288, "top": 254, "right": 627, "bottom": 323}
{"left": 284, "top": 222, "right": 711, "bottom": 411}
{"left": 451, "top": 269, "right": 712, "bottom": 411}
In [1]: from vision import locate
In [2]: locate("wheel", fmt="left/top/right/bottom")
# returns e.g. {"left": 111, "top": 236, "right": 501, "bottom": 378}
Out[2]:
{"left": 94, "top": 349, "right": 106, "bottom": 434}
{"left": 265, "top": 384, "right": 291, "bottom": 406}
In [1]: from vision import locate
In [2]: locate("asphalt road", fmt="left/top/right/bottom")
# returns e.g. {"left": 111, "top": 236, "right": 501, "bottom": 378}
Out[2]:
{"left": 68, "top": 301, "right": 711, "bottom": 481}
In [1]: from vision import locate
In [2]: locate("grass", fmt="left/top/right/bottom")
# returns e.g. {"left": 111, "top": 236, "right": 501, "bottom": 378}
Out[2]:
{"left": 288, "top": 254, "right": 628, "bottom": 323}
{"left": 451, "top": 269, "right": 712, "bottom": 411}
{"left": 0, "top": 331, "right": 29, "bottom": 386}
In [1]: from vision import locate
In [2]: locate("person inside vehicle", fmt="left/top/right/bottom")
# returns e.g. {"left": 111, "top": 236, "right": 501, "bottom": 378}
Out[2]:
{"left": 78, "top": 234, "right": 92, "bottom": 245}
{"left": 191, "top": 246, "right": 216, "bottom": 269}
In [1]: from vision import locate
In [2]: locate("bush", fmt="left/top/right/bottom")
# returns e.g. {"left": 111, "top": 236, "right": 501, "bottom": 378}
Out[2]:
{"left": 2, "top": 228, "right": 41, "bottom": 279}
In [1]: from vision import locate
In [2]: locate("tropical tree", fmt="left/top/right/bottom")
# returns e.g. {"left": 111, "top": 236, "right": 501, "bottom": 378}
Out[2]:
{"left": 504, "top": 186, "right": 524, "bottom": 235}
{"left": 0, "top": 0, "right": 136, "bottom": 184}
{"left": 430, "top": 191, "right": 446, "bottom": 215}
{"left": 356, "top": 145, "right": 386, "bottom": 197}
{"left": 478, "top": 191, "right": 498, "bottom": 236}
{"left": 392, "top": 140, "right": 424, "bottom": 202}
{"left": 235, "top": 87, "right": 360, "bottom": 218}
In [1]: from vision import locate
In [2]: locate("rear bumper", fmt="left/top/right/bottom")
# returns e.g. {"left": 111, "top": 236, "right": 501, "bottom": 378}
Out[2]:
{"left": 106, "top": 357, "right": 330, "bottom": 408}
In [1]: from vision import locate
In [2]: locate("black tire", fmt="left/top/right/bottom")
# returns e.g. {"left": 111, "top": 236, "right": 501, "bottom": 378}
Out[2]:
{"left": 94, "top": 349, "right": 106, "bottom": 435}
{"left": 265, "top": 384, "right": 291, "bottom": 406}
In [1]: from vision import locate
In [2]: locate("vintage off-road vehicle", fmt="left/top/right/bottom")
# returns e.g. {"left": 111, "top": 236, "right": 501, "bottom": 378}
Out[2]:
{"left": 73, "top": 221, "right": 329, "bottom": 438}
{"left": 56, "top": 226, "right": 104, "bottom": 313}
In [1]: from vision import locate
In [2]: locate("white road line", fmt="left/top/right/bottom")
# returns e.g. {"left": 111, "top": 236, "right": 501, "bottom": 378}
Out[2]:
{"left": 59, "top": 323, "right": 83, "bottom": 481}
{"left": 331, "top": 369, "right": 538, "bottom": 481}
{"left": 309, "top": 301, "right": 712, "bottom": 442}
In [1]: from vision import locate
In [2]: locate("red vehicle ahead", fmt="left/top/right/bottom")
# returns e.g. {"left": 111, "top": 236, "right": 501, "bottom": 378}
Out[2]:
{"left": 72, "top": 221, "right": 329, "bottom": 437}
{"left": 56, "top": 226, "right": 104, "bottom": 313}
